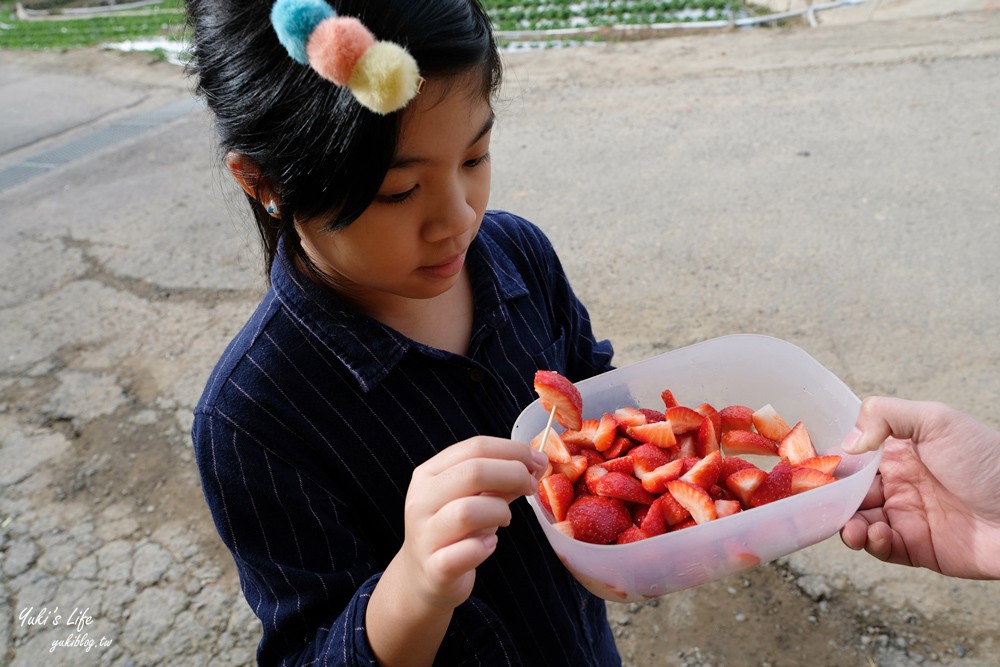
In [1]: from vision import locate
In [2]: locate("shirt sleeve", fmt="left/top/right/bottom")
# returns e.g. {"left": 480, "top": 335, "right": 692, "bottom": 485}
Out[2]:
{"left": 193, "top": 408, "right": 383, "bottom": 666}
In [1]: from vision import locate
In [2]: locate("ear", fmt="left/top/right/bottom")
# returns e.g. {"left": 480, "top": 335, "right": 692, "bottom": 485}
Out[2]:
{"left": 225, "top": 152, "right": 281, "bottom": 213}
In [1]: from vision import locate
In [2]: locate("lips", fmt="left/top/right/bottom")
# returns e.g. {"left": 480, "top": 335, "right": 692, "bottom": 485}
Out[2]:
{"left": 420, "top": 250, "right": 467, "bottom": 279}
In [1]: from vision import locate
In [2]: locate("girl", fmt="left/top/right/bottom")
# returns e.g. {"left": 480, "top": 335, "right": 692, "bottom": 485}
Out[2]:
{"left": 187, "top": 0, "right": 618, "bottom": 664}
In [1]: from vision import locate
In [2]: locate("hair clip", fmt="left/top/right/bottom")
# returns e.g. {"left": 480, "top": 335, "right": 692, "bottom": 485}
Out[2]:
{"left": 271, "top": 0, "right": 423, "bottom": 115}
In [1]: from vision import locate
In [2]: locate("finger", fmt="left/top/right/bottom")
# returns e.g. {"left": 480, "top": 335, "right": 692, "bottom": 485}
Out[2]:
{"left": 427, "top": 533, "right": 499, "bottom": 582}
{"left": 430, "top": 495, "right": 514, "bottom": 544}
{"left": 419, "top": 437, "right": 548, "bottom": 476}
{"left": 841, "top": 396, "right": 936, "bottom": 454}
{"left": 864, "top": 521, "right": 897, "bottom": 563}
{"left": 432, "top": 457, "right": 538, "bottom": 502}
{"left": 840, "top": 514, "right": 870, "bottom": 550}
{"left": 856, "top": 474, "right": 885, "bottom": 510}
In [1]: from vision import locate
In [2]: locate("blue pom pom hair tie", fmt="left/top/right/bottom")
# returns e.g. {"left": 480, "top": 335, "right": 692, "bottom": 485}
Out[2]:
{"left": 270, "top": 0, "right": 423, "bottom": 115}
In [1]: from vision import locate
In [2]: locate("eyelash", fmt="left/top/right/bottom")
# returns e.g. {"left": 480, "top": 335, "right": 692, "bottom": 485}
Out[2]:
{"left": 377, "top": 152, "right": 491, "bottom": 206}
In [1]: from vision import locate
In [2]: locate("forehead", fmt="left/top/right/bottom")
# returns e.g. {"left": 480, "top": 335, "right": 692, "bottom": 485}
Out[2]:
{"left": 394, "top": 74, "right": 493, "bottom": 155}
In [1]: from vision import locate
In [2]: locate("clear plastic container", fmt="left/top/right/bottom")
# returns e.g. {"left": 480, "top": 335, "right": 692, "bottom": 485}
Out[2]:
{"left": 512, "top": 334, "right": 882, "bottom": 602}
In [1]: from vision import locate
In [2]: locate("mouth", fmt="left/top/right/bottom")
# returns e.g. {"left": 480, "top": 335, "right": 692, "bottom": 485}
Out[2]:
{"left": 420, "top": 250, "right": 467, "bottom": 279}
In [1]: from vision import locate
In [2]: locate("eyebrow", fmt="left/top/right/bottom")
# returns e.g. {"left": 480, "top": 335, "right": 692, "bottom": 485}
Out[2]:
{"left": 388, "top": 112, "right": 495, "bottom": 170}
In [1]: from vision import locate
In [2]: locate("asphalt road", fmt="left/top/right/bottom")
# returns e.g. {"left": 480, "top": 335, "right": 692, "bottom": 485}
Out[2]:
{"left": 2, "top": 2, "right": 999, "bottom": 665}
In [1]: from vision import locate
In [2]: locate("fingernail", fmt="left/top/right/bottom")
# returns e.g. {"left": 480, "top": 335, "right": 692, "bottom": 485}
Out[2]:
{"left": 841, "top": 427, "right": 864, "bottom": 454}
{"left": 482, "top": 534, "right": 498, "bottom": 551}
{"left": 531, "top": 449, "right": 548, "bottom": 467}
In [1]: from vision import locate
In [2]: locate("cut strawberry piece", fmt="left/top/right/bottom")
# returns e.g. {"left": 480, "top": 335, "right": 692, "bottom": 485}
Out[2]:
{"left": 538, "top": 473, "right": 575, "bottom": 521}
{"left": 631, "top": 444, "right": 673, "bottom": 480}
{"left": 534, "top": 370, "right": 583, "bottom": 431}
{"left": 675, "top": 433, "right": 698, "bottom": 458}
{"left": 627, "top": 421, "right": 678, "bottom": 448}
{"left": 694, "top": 403, "right": 722, "bottom": 437}
{"left": 652, "top": 492, "right": 691, "bottom": 526}
{"left": 664, "top": 406, "right": 704, "bottom": 434}
{"left": 552, "top": 520, "right": 574, "bottom": 539}
{"left": 592, "top": 413, "right": 618, "bottom": 452}
{"left": 790, "top": 467, "right": 837, "bottom": 495}
{"left": 719, "top": 405, "right": 754, "bottom": 433}
{"left": 679, "top": 450, "right": 723, "bottom": 490}
{"left": 748, "top": 460, "right": 794, "bottom": 507}
{"left": 552, "top": 454, "right": 589, "bottom": 484}
{"left": 696, "top": 416, "right": 720, "bottom": 457}
{"left": 616, "top": 525, "right": 650, "bottom": 544}
{"left": 639, "top": 408, "right": 666, "bottom": 423}
{"left": 583, "top": 465, "right": 608, "bottom": 495}
{"left": 531, "top": 427, "right": 572, "bottom": 464}
{"left": 640, "top": 458, "right": 686, "bottom": 494}
{"left": 660, "top": 388, "right": 679, "bottom": 410}
{"left": 797, "top": 455, "right": 842, "bottom": 476}
{"left": 595, "top": 471, "right": 657, "bottom": 505}
{"left": 666, "top": 480, "right": 718, "bottom": 524}
{"left": 721, "top": 430, "right": 779, "bottom": 457}
{"left": 708, "top": 484, "right": 735, "bottom": 502}
{"left": 638, "top": 500, "right": 667, "bottom": 536}
{"left": 613, "top": 407, "right": 647, "bottom": 430}
{"left": 603, "top": 435, "right": 636, "bottom": 459}
{"left": 669, "top": 517, "right": 698, "bottom": 532}
{"left": 561, "top": 419, "right": 601, "bottom": 448}
{"left": 566, "top": 495, "right": 632, "bottom": 544}
{"left": 715, "top": 499, "right": 742, "bottom": 518}
{"left": 719, "top": 455, "right": 758, "bottom": 480}
{"left": 579, "top": 448, "right": 606, "bottom": 467}
{"left": 777, "top": 421, "right": 818, "bottom": 465}
{"left": 723, "top": 467, "right": 768, "bottom": 507}
{"left": 752, "top": 404, "right": 793, "bottom": 442}
{"left": 601, "top": 455, "right": 635, "bottom": 475}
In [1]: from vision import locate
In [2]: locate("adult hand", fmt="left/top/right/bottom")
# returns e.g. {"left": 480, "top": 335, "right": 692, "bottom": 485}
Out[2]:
{"left": 840, "top": 396, "right": 1000, "bottom": 579}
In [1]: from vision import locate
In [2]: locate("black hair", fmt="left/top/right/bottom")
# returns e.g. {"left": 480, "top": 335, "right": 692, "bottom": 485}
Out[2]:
{"left": 185, "top": 0, "right": 503, "bottom": 278}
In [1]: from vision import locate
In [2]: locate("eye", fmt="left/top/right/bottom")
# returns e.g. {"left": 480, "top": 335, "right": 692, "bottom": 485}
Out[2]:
{"left": 464, "top": 152, "right": 491, "bottom": 169}
{"left": 376, "top": 186, "right": 417, "bottom": 205}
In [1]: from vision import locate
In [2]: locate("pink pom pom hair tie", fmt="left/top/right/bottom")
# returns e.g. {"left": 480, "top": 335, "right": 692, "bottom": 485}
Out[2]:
{"left": 270, "top": 0, "right": 423, "bottom": 115}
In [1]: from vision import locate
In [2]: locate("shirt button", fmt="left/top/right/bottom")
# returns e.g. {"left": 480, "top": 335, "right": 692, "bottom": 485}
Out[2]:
{"left": 469, "top": 368, "right": 486, "bottom": 383}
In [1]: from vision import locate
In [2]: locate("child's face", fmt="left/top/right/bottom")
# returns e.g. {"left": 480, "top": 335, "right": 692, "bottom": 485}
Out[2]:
{"left": 297, "top": 74, "right": 493, "bottom": 313}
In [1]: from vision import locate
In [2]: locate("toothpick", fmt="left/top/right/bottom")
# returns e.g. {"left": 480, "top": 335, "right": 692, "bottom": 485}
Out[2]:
{"left": 537, "top": 405, "right": 557, "bottom": 453}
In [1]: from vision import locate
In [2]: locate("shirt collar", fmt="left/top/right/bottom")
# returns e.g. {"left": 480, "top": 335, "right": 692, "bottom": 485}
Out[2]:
{"left": 270, "top": 220, "right": 529, "bottom": 392}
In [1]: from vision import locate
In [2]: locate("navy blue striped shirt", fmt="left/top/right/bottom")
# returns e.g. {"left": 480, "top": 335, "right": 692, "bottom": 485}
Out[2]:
{"left": 192, "top": 211, "right": 619, "bottom": 666}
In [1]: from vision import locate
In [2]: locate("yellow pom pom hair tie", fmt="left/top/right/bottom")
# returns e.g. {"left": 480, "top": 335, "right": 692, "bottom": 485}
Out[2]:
{"left": 270, "top": 0, "right": 423, "bottom": 115}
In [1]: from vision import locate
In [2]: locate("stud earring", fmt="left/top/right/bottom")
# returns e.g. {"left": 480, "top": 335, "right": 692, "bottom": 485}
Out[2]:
{"left": 266, "top": 200, "right": 280, "bottom": 216}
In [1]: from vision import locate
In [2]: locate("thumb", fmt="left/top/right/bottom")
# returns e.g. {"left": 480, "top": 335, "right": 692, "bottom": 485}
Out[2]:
{"left": 841, "top": 396, "right": 926, "bottom": 454}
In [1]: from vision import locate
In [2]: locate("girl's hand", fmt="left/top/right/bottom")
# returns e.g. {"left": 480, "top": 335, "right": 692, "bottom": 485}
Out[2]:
{"left": 840, "top": 396, "right": 1000, "bottom": 579}
{"left": 397, "top": 436, "right": 548, "bottom": 611}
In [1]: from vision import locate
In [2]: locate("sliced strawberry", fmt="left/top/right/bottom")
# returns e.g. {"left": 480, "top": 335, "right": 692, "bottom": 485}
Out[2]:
{"left": 627, "top": 421, "right": 678, "bottom": 448}
{"left": 531, "top": 427, "right": 572, "bottom": 464}
{"left": 640, "top": 458, "right": 686, "bottom": 494}
{"left": 552, "top": 454, "right": 589, "bottom": 484}
{"left": 652, "top": 492, "right": 691, "bottom": 526}
{"left": 721, "top": 430, "right": 779, "bottom": 457}
{"left": 615, "top": 525, "right": 650, "bottom": 544}
{"left": 669, "top": 517, "right": 698, "bottom": 532}
{"left": 748, "top": 460, "right": 794, "bottom": 507}
{"left": 561, "top": 419, "right": 601, "bottom": 448}
{"left": 694, "top": 402, "right": 722, "bottom": 437}
{"left": 638, "top": 500, "right": 667, "bottom": 536}
{"left": 797, "top": 455, "right": 842, "bottom": 476}
{"left": 613, "top": 407, "right": 647, "bottom": 430}
{"left": 573, "top": 475, "right": 590, "bottom": 498}
{"left": 579, "top": 448, "right": 606, "bottom": 467}
{"left": 666, "top": 480, "right": 718, "bottom": 524}
{"left": 538, "top": 473, "right": 575, "bottom": 521}
{"left": 592, "top": 413, "right": 618, "bottom": 452}
{"left": 679, "top": 449, "right": 723, "bottom": 490}
{"left": 534, "top": 370, "right": 583, "bottom": 431}
{"left": 566, "top": 495, "right": 632, "bottom": 544}
{"left": 752, "top": 403, "right": 793, "bottom": 442}
{"left": 723, "top": 467, "right": 767, "bottom": 507}
{"left": 660, "top": 388, "right": 679, "bottom": 410}
{"left": 595, "top": 471, "right": 657, "bottom": 505}
{"left": 777, "top": 421, "right": 818, "bottom": 465}
{"left": 631, "top": 444, "right": 673, "bottom": 480}
{"left": 719, "top": 405, "right": 754, "bottom": 433}
{"left": 601, "top": 455, "right": 635, "bottom": 475}
{"left": 719, "top": 455, "right": 758, "bottom": 480}
{"left": 676, "top": 433, "right": 698, "bottom": 458}
{"left": 665, "top": 406, "right": 704, "bottom": 434}
{"left": 639, "top": 408, "right": 666, "bottom": 423}
{"left": 696, "top": 416, "right": 720, "bottom": 457}
{"left": 715, "top": 499, "right": 742, "bottom": 518}
{"left": 708, "top": 484, "right": 735, "bottom": 501}
{"left": 552, "top": 520, "right": 574, "bottom": 539}
{"left": 604, "top": 435, "right": 636, "bottom": 459}
{"left": 790, "top": 467, "right": 837, "bottom": 495}
{"left": 583, "top": 465, "right": 608, "bottom": 495}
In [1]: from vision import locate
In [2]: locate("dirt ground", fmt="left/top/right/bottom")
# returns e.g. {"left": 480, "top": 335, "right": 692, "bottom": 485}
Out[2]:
{"left": 2, "top": 2, "right": 999, "bottom": 666}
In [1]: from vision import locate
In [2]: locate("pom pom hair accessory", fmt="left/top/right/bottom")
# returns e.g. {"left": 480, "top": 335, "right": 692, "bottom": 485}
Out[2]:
{"left": 271, "top": 0, "right": 423, "bottom": 115}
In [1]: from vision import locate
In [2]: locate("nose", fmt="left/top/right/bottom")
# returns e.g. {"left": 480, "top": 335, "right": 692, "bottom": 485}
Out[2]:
{"left": 422, "top": 176, "right": 480, "bottom": 244}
